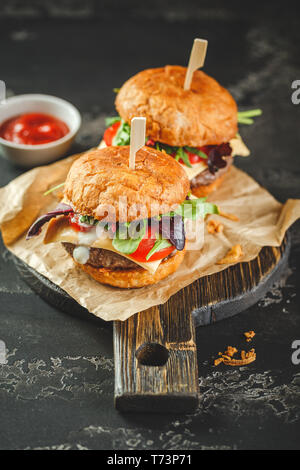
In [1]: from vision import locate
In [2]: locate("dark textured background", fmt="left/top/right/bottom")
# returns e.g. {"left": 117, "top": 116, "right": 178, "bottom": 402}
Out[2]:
{"left": 0, "top": 0, "right": 300, "bottom": 450}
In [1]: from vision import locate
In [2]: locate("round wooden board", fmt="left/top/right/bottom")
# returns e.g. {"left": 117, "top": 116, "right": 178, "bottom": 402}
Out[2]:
{"left": 12, "top": 234, "right": 290, "bottom": 328}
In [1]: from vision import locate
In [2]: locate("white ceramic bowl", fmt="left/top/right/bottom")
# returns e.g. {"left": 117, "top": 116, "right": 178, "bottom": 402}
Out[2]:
{"left": 0, "top": 94, "right": 81, "bottom": 167}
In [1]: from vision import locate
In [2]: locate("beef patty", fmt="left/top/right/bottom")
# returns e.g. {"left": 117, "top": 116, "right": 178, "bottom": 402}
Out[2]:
{"left": 63, "top": 242, "right": 174, "bottom": 270}
{"left": 191, "top": 155, "right": 233, "bottom": 188}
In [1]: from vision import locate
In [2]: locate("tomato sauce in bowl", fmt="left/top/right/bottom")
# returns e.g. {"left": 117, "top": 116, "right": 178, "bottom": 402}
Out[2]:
{"left": 0, "top": 112, "right": 69, "bottom": 145}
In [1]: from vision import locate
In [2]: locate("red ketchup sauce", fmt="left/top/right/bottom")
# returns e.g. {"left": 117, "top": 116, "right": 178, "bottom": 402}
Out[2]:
{"left": 0, "top": 113, "right": 69, "bottom": 145}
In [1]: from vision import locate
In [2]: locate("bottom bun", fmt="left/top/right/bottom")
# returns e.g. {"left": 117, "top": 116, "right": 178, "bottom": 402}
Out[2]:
{"left": 191, "top": 168, "right": 231, "bottom": 198}
{"left": 75, "top": 248, "right": 186, "bottom": 288}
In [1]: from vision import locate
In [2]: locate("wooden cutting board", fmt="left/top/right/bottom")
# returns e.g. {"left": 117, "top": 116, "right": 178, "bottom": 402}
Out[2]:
{"left": 13, "top": 234, "right": 290, "bottom": 413}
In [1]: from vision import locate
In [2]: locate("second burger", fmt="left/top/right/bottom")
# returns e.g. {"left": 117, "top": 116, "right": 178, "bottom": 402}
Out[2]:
{"left": 102, "top": 66, "right": 250, "bottom": 197}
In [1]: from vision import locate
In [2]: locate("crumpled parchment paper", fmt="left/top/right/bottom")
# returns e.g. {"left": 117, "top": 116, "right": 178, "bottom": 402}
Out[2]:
{"left": 0, "top": 152, "right": 299, "bottom": 321}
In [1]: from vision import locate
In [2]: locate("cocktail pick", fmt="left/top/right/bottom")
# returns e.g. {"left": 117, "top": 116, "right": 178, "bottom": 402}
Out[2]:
{"left": 184, "top": 39, "right": 208, "bottom": 91}
{"left": 129, "top": 117, "right": 146, "bottom": 169}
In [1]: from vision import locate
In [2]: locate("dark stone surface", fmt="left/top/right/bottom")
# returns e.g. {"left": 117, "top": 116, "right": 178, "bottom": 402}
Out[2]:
{"left": 0, "top": 1, "right": 300, "bottom": 450}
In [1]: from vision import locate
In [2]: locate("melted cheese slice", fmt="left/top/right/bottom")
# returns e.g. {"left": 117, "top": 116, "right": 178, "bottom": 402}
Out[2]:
{"left": 44, "top": 217, "right": 162, "bottom": 275}
{"left": 230, "top": 135, "right": 250, "bottom": 157}
{"left": 98, "top": 139, "right": 107, "bottom": 149}
{"left": 98, "top": 135, "right": 250, "bottom": 181}
{"left": 179, "top": 161, "right": 208, "bottom": 180}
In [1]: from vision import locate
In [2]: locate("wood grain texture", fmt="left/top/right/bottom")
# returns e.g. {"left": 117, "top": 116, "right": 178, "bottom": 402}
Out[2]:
{"left": 114, "top": 305, "right": 199, "bottom": 413}
{"left": 190, "top": 237, "right": 290, "bottom": 326}
{"left": 113, "top": 237, "right": 290, "bottom": 413}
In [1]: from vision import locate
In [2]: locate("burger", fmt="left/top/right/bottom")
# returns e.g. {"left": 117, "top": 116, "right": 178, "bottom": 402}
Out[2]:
{"left": 26, "top": 145, "right": 218, "bottom": 288}
{"left": 100, "top": 66, "right": 251, "bottom": 197}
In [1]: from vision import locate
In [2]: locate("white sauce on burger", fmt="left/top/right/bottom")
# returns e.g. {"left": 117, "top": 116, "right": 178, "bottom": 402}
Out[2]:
{"left": 73, "top": 246, "right": 90, "bottom": 265}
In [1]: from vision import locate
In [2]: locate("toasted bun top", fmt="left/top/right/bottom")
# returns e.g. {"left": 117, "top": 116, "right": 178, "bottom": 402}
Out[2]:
{"left": 116, "top": 65, "right": 238, "bottom": 147}
{"left": 64, "top": 146, "right": 189, "bottom": 222}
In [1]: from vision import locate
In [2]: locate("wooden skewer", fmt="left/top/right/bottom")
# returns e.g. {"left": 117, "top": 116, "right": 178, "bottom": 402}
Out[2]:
{"left": 129, "top": 117, "right": 146, "bottom": 170}
{"left": 184, "top": 38, "right": 208, "bottom": 91}
{"left": 0, "top": 80, "right": 6, "bottom": 104}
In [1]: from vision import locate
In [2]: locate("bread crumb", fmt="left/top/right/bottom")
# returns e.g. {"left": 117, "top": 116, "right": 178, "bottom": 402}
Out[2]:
{"left": 217, "top": 244, "right": 243, "bottom": 264}
{"left": 214, "top": 357, "right": 224, "bottom": 366}
{"left": 214, "top": 345, "right": 256, "bottom": 367}
{"left": 244, "top": 330, "right": 256, "bottom": 342}
{"left": 207, "top": 219, "right": 224, "bottom": 234}
{"left": 218, "top": 210, "right": 239, "bottom": 222}
{"left": 224, "top": 346, "right": 238, "bottom": 357}
{"left": 222, "top": 355, "right": 232, "bottom": 361}
{"left": 223, "top": 352, "right": 256, "bottom": 367}
{"left": 246, "top": 348, "right": 256, "bottom": 359}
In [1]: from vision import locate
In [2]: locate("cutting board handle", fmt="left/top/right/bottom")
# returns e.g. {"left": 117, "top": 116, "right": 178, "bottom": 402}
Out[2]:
{"left": 113, "top": 305, "right": 199, "bottom": 413}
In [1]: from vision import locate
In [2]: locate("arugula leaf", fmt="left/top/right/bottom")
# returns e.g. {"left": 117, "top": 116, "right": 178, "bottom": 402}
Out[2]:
{"left": 146, "top": 238, "right": 172, "bottom": 261}
{"left": 155, "top": 142, "right": 176, "bottom": 155}
{"left": 112, "top": 220, "right": 146, "bottom": 254}
{"left": 113, "top": 119, "right": 131, "bottom": 146}
{"left": 238, "top": 109, "right": 262, "bottom": 125}
{"left": 43, "top": 182, "right": 65, "bottom": 196}
{"left": 156, "top": 143, "right": 208, "bottom": 163}
{"left": 79, "top": 215, "right": 98, "bottom": 225}
{"left": 105, "top": 116, "right": 121, "bottom": 127}
{"left": 175, "top": 147, "right": 192, "bottom": 168}
{"left": 238, "top": 109, "right": 262, "bottom": 118}
{"left": 175, "top": 198, "right": 219, "bottom": 220}
{"left": 185, "top": 146, "right": 208, "bottom": 159}
{"left": 195, "top": 202, "right": 219, "bottom": 218}
{"left": 237, "top": 117, "right": 254, "bottom": 125}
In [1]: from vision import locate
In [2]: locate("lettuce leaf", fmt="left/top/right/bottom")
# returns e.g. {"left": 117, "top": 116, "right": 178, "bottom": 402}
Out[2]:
{"left": 175, "top": 147, "right": 192, "bottom": 168}
{"left": 105, "top": 116, "right": 121, "bottom": 127}
{"left": 79, "top": 215, "right": 98, "bottom": 225}
{"left": 164, "top": 197, "right": 219, "bottom": 221}
{"left": 146, "top": 238, "right": 172, "bottom": 261}
{"left": 155, "top": 142, "right": 175, "bottom": 155}
{"left": 113, "top": 119, "right": 131, "bottom": 146}
{"left": 112, "top": 220, "right": 146, "bottom": 254}
{"left": 175, "top": 198, "right": 219, "bottom": 220}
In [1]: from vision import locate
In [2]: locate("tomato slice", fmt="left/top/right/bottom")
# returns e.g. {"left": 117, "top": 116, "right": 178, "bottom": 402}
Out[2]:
{"left": 145, "top": 243, "right": 175, "bottom": 262}
{"left": 179, "top": 148, "right": 209, "bottom": 166}
{"left": 103, "top": 121, "right": 121, "bottom": 146}
{"left": 186, "top": 152, "right": 201, "bottom": 164}
{"left": 129, "top": 227, "right": 175, "bottom": 262}
{"left": 68, "top": 214, "right": 92, "bottom": 232}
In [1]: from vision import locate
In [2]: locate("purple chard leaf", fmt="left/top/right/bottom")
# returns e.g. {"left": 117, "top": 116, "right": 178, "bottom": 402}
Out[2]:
{"left": 26, "top": 203, "right": 74, "bottom": 240}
